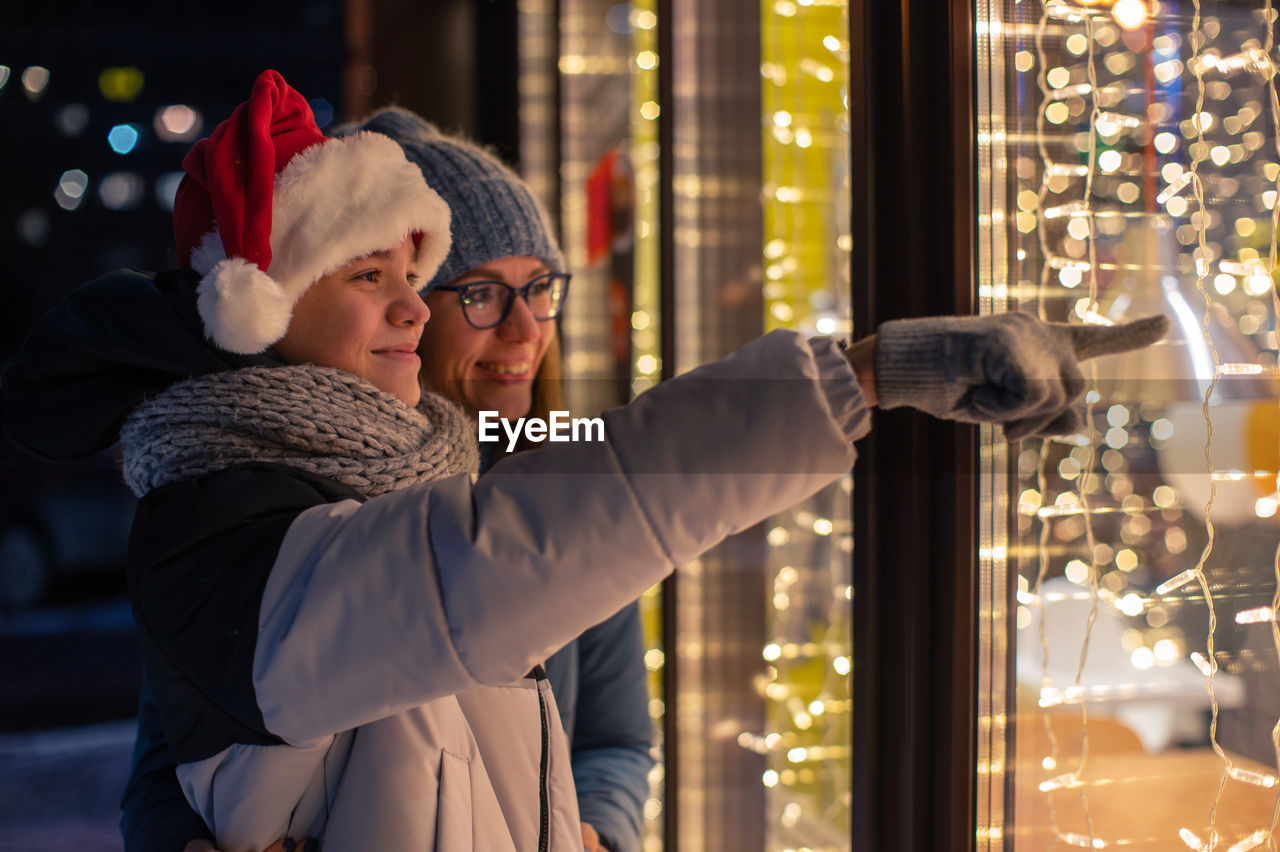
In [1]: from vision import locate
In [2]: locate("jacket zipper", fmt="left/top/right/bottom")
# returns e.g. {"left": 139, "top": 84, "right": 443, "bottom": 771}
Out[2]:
{"left": 531, "top": 664, "right": 550, "bottom": 852}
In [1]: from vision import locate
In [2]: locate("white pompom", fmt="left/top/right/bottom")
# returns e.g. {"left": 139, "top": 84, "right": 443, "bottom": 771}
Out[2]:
{"left": 196, "top": 257, "right": 293, "bottom": 354}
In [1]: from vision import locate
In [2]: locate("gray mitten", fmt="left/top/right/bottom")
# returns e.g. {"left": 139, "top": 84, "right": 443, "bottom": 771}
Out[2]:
{"left": 874, "top": 312, "right": 1169, "bottom": 440}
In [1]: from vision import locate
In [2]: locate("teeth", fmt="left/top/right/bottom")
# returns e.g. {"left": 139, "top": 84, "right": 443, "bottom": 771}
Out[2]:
{"left": 479, "top": 362, "right": 529, "bottom": 376}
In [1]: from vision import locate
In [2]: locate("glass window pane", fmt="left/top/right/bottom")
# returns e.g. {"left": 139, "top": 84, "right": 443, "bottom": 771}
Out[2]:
{"left": 977, "top": 2, "right": 1280, "bottom": 848}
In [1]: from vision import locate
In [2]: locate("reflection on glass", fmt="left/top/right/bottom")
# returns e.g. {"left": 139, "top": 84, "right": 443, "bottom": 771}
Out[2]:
{"left": 977, "top": 1, "right": 1280, "bottom": 849}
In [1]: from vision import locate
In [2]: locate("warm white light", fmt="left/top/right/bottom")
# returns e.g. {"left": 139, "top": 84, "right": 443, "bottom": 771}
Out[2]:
{"left": 1155, "top": 132, "right": 1178, "bottom": 154}
{"left": 1058, "top": 267, "right": 1083, "bottom": 288}
{"left": 1228, "top": 829, "right": 1270, "bottom": 851}
{"left": 1118, "top": 594, "right": 1144, "bottom": 617}
{"left": 1236, "top": 606, "right": 1275, "bottom": 625}
{"left": 1112, "top": 0, "right": 1148, "bottom": 30}
{"left": 1244, "top": 274, "right": 1271, "bottom": 296}
{"left": 1156, "top": 568, "right": 1198, "bottom": 595}
{"left": 1227, "top": 766, "right": 1278, "bottom": 788}
{"left": 1153, "top": 639, "right": 1179, "bottom": 663}
{"left": 1179, "top": 827, "right": 1206, "bottom": 851}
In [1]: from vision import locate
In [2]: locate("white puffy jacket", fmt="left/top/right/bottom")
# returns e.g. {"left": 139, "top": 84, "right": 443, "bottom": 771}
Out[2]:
{"left": 127, "top": 330, "right": 871, "bottom": 851}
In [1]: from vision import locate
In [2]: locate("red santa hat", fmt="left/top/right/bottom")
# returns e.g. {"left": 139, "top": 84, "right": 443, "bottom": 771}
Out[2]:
{"left": 172, "top": 70, "right": 451, "bottom": 354}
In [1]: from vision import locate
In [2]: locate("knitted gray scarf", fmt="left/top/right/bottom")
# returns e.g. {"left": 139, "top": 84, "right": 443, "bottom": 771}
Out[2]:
{"left": 120, "top": 365, "right": 478, "bottom": 499}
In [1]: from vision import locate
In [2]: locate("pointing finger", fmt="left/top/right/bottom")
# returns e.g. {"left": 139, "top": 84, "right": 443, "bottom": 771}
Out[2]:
{"left": 1057, "top": 314, "right": 1170, "bottom": 361}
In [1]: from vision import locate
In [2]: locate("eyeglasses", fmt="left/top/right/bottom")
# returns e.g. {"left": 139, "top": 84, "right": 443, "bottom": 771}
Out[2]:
{"left": 434, "top": 272, "right": 571, "bottom": 330}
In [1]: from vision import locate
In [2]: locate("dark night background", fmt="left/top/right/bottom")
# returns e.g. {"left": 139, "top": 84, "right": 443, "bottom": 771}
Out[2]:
{"left": 0, "top": 3, "right": 519, "bottom": 847}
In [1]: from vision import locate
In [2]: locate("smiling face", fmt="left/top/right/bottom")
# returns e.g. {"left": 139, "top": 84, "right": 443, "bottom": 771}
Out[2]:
{"left": 274, "top": 235, "right": 430, "bottom": 407}
{"left": 419, "top": 255, "right": 558, "bottom": 420}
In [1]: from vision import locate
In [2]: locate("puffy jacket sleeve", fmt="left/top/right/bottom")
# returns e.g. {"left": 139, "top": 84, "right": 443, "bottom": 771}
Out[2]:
{"left": 135, "top": 330, "right": 869, "bottom": 751}
{"left": 569, "top": 603, "right": 653, "bottom": 852}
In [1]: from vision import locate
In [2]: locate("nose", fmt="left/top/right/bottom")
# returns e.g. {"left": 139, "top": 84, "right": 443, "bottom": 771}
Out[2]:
{"left": 497, "top": 291, "right": 539, "bottom": 341}
{"left": 390, "top": 285, "right": 431, "bottom": 328}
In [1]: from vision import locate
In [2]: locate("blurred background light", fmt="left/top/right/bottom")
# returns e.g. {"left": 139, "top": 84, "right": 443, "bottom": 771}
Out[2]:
{"left": 153, "top": 105, "right": 202, "bottom": 142}
{"left": 98, "top": 66, "right": 144, "bottom": 102}
{"left": 154, "top": 171, "right": 184, "bottom": 211}
{"left": 54, "top": 169, "right": 89, "bottom": 211}
{"left": 98, "top": 172, "right": 145, "bottom": 210}
{"left": 21, "top": 65, "right": 50, "bottom": 100}
{"left": 107, "top": 124, "right": 140, "bottom": 155}
{"left": 55, "top": 103, "right": 90, "bottom": 138}
{"left": 16, "top": 209, "right": 51, "bottom": 247}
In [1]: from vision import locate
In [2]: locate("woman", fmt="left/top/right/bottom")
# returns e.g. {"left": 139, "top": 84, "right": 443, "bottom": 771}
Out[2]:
{"left": 121, "top": 110, "right": 653, "bottom": 852}
{"left": 1, "top": 71, "right": 1165, "bottom": 851}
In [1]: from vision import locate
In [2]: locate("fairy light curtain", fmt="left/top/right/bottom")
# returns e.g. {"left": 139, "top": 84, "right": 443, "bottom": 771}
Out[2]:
{"left": 976, "top": 0, "right": 1280, "bottom": 849}
{"left": 759, "top": 1, "right": 854, "bottom": 850}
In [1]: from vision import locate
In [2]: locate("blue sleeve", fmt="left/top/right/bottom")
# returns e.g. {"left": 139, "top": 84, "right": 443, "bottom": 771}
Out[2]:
{"left": 120, "top": 670, "right": 214, "bottom": 852}
{"left": 570, "top": 602, "right": 654, "bottom": 852}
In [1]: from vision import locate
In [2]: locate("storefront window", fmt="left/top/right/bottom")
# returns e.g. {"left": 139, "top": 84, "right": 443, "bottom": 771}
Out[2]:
{"left": 760, "top": 1, "right": 854, "bottom": 849}
{"left": 977, "top": 1, "right": 1280, "bottom": 848}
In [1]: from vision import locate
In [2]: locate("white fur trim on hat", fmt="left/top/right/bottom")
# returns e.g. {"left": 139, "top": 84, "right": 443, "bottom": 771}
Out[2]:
{"left": 194, "top": 131, "right": 451, "bottom": 354}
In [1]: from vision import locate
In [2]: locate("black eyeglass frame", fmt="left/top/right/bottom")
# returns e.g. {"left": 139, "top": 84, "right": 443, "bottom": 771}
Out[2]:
{"left": 434, "top": 272, "right": 572, "bottom": 330}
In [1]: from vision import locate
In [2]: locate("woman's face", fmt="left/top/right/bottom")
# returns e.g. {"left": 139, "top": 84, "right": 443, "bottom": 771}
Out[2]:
{"left": 275, "top": 235, "right": 430, "bottom": 407}
{"left": 420, "top": 255, "right": 558, "bottom": 420}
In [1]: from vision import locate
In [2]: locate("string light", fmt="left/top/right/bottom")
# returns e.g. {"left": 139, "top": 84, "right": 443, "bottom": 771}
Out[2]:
{"left": 980, "top": 0, "right": 1280, "bottom": 846}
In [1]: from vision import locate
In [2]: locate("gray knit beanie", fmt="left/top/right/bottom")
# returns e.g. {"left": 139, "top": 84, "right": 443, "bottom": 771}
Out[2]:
{"left": 333, "top": 108, "right": 564, "bottom": 290}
